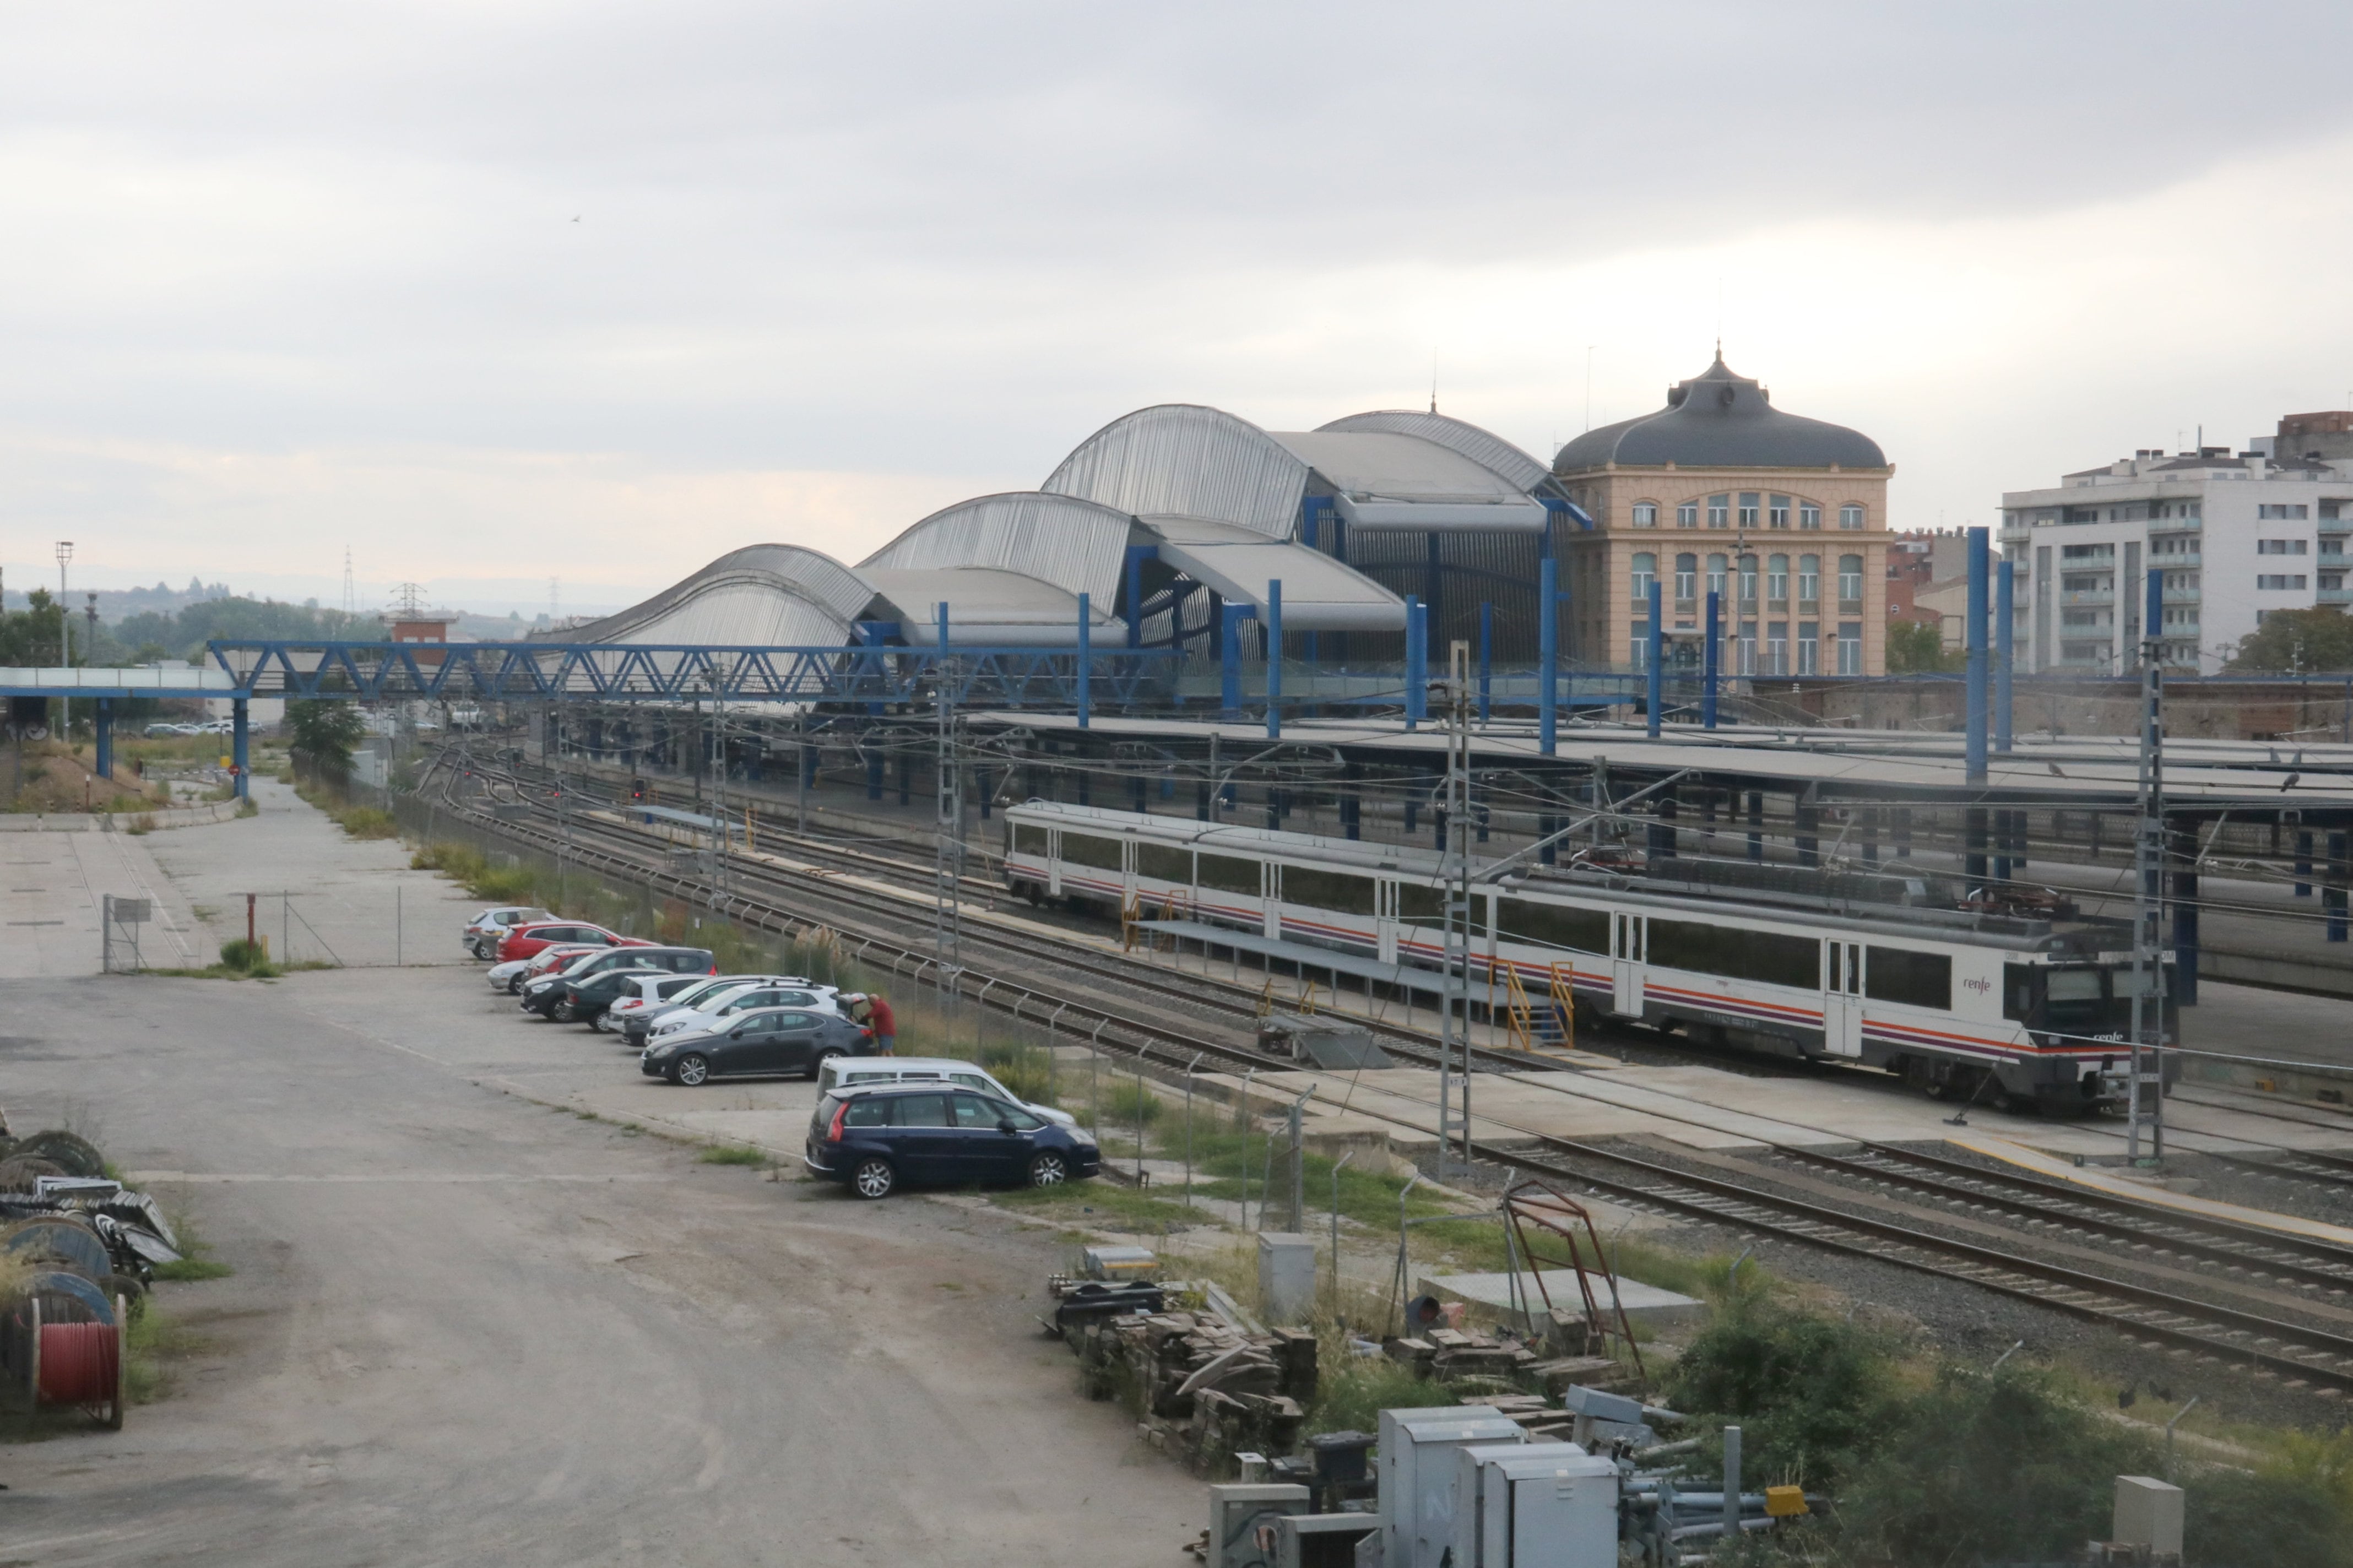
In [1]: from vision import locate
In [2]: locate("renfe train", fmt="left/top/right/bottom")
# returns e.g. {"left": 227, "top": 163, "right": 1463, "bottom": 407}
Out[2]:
{"left": 1001, "top": 801, "right": 2177, "bottom": 1115}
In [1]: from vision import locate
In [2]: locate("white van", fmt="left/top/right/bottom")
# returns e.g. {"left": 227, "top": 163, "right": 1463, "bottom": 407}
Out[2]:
{"left": 817, "top": 1056, "right": 1077, "bottom": 1127}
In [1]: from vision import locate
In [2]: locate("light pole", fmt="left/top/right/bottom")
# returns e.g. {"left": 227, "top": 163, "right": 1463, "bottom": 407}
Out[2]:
{"left": 55, "top": 541, "right": 74, "bottom": 736}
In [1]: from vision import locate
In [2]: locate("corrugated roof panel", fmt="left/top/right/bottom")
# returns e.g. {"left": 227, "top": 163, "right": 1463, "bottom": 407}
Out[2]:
{"left": 1270, "top": 430, "right": 1533, "bottom": 503}
{"left": 1043, "top": 405, "right": 1308, "bottom": 538}
{"left": 1141, "top": 516, "right": 1405, "bottom": 632}
{"left": 860, "top": 566, "right": 1125, "bottom": 647}
{"left": 859, "top": 492, "right": 1134, "bottom": 605}
{"left": 1316, "top": 410, "right": 1552, "bottom": 492}
{"left": 564, "top": 545, "right": 874, "bottom": 648}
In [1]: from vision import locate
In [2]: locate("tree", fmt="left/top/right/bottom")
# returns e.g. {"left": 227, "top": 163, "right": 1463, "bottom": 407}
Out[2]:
{"left": 2228, "top": 607, "right": 2353, "bottom": 674}
{"left": 285, "top": 699, "right": 367, "bottom": 771}
{"left": 1885, "top": 617, "right": 1959, "bottom": 673}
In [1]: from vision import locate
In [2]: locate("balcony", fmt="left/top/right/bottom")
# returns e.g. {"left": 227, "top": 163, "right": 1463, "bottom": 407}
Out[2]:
{"left": 2061, "top": 588, "right": 2115, "bottom": 606}
{"left": 2161, "top": 585, "right": 2200, "bottom": 603}
{"left": 2149, "top": 552, "right": 2201, "bottom": 568}
{"left": 2321, "top": 585, "right": 2353, "bottom": 605}
{"left": 2321, "top": 515, "right": 2351, "bottom": 534}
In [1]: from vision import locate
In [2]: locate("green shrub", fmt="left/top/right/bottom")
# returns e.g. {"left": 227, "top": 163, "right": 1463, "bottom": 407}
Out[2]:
{"left": 217, "top": 938, "right": 278, "bottom": 977}
{"left": 1665, "top": 1293, "right": 1900, "bottom": 1491}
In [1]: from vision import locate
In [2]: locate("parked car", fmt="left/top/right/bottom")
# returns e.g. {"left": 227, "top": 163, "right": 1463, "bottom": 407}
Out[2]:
{"left": 597, "top": 973, "right": 709, "bottom": 1033}
{"left": 462, "top": 905, "right": 554, "bottom": 959}
{"left": 489, "top": 942, "right": 604, "bottom": 994}
{"left": 803, "top": 1083, "right": 1098, "bottom": 1199}
{"left": 620, "top": 974, "right": 833, "bottom": 1046}
{"left": 644, "top": 983, "right": 842, "bottom": 1042}
{"left": 522, "top": 946, "right": 714, "bottom": 1017}
{"left": 817, "top": 1056, "right": 1077, "bottom": 1127}
{"left": 542, "top": 965, "right": 672, "bottom": 1026}
{"left": 494, "top": 920, "right": 634, "bottom": 965}
{"left": 640, "top": 1007, "right": 874, "bottom": 1085}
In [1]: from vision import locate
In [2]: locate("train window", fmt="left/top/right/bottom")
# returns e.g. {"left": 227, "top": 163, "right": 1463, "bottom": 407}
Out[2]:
{"left": 1280, "top": 866, "right": 1377, "bottom": 914}
{"left": 1866, "top": 947, "right": 1951, "bottom": 1010}
{"left": 1397, "top": 882, "right": 1446, "bottom": 922}
{"left": 1198, "top": 853, "right": 1260, "bottom": 894}
{"left": 1012, "top": 824, "right": 1049, "bottom": 857}
{"left": 1061, "top": 833, "right": 1123, "bottom": 871}
{"left": 1136, "top": 843, "right": 1189, "bottom": 882}
{"left": 1649, "top": 919, "right": 1818, "bottom": 988}
{"left": 1497, "top": 900, "right": 1609, "bottom": 956}
{"left": 2003, "top": 963, "right": 2037, "bottom": 1022}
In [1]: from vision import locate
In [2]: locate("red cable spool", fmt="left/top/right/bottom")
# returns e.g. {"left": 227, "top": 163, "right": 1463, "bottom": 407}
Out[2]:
{"left": 39, "top": 1321, "right": 118, "bottom": 1404}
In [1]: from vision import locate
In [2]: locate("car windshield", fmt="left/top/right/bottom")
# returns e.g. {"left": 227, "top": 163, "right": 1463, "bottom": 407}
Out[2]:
{"left": 673, "top": 978, "right": 763, "bottom": 1009}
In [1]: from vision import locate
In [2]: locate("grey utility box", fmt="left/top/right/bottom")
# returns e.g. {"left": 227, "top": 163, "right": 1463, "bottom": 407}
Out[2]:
{"left": 2113, "top": 1475, "right": 2184, "bottom": 1557}
{"left": 1259, "top": 1232, "right": 1318, "bottom": 1323}
{"left": 1378, "top": 1406, "right": 1525, "bottom": 1568}
{"left": 1451, "top": 1441, "right": 1618, "bottom": 1568}
{"left": 1210, "top": 1482, "right": 1311, "bottom": 1568}
{"left": 1273, "top": 1512, "right": 1381, "bottom": 1568}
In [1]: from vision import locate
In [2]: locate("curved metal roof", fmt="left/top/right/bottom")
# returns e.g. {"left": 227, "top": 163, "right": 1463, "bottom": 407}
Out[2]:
{"left": 1553, "top": 357, "right": 1886, "bottom": 473}
{"left": 1043, "top": 404, "right": 1308, "bottom": 539}
{"left": 1315, "top": 409, "right": 1551, "bottom": 492}
{"left": 565, "top": 544, "right": 875, "bottom": 647}
{"left": 859, "top": 491, "right": 1136, "bottom": 606}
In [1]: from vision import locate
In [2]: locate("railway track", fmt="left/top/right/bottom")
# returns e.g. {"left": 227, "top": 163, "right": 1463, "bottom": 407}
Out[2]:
{"left": 415, "top": 766, "right": 2353, "bottom": 1395}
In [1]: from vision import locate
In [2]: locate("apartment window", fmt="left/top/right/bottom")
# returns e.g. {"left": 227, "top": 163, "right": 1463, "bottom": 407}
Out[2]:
{"left": 2257, "top": 574, "right": 2308, "bottom": 590}
{"left": 2323, "top": 573, "right": 2345, "bottom": 591}
{"left": 1631, "top": 502, "right": 1659, "bottom": 528}
{"left": 2322, "top": 501, "right": 2343, "bottom": 521}
{"left": 1839, "top": 503, "right": 1866, "bottom": 530}
{"left": 2162, "top": 606, "right": 2200, "bottom": 627}
{"left": 1738, "top": 622, "right": 1758, "bottom": 675}
{"left": 1674, "top": 500, "right": 1700, "bottom": 528}
{"left": 1631, "top": 631, "right": 1649, "bottom": 671}
{"left": 1799, "top": 502, "right": 1822, "bottom": 530}
{"left": 1739, "top": 492, "right": 1761, "bottom": 527}
{"left": 1739, "top": 554, "right": 1759, "bottom": 601}
{"left": 1675, "top": 553, "right": 1698, "bottom": 601}
{"left": 1631, "top": 552, "right": 1657, "bottom": 599}
{"left": 1769, "top": 495, "right": 1791, "bottom": 529}
{"left": 1798, "top": 554, "right": 1820, "bottom": 603}
{"left": 2061, "top": 542, "right": 2114, "bottom": 561}
{"left": 1837, "top": 623, "right": 1862, "bottom": 674}
{"left": 1706, "top": 554, "right": 1728, "bottom": 599}
{"left": 2061, "top": 610, "right": 2105, "bottom": 627}
{"left": 2258, "top": 504, "right": 2311, "bottom": 520}
{"left": 1766, "top": 554, "right": 1790, "bottom": 601}
{"left": 1839, "top": 554, "right": 1864, "bottom": 602}
{"left": 2323, "top": 540, "right": 2345, "bottom": 559}
{"left": 1797, "top": 621, "right": 1819, "bottom": 675}
{"left": 2258, "top": 539, "right": 2308, "bottom": 555}
{"left": 1708, "top": 495, "right": 1731, "bottom": 528}
{"left": 1766, "top": 622, "right": 1788, "bottom": 675}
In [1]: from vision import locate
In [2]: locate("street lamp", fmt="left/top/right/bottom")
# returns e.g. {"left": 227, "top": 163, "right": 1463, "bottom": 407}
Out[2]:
{"left": 55, "top": 541, "right": 74, "bottom": 735}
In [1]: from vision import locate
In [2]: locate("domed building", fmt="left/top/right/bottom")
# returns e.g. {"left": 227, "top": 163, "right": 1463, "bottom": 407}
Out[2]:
{"left": 1552, "top": 356, "right": 1894, "bottom": 677}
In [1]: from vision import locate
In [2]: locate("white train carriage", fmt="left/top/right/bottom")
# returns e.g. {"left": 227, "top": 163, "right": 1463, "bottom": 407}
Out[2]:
{"left": 1001, "top": 801, "right": 2176, "bottom": 1114}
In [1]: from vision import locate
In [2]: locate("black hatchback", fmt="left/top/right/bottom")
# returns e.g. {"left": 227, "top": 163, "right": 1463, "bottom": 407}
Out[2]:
{"left": 804, "top": 1084, "right": 1099, "bottom": 1200}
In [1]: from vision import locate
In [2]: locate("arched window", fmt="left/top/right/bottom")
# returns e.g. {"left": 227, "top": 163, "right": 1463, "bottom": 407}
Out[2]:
{"left": 1839, "top": 554, "right": 1865, "bottom": 602}
{"left": 1706, "top": 553, "right": 1728, "bottom": 599}
{"left": 1631, "top": 552, "right": 1657, "bottom": 600}
{"left": 1739, "top": 492, "right": 1762, "bottom": 528}
{"left": 1708, "top": 495, "right": 1731, "bottom": 528}
{"left": 1677, "top": 500, "right": 1700, "bottom": 527}
{"left": 1739, "top": 554, "right": 1759, "bottom": 601}
{"left": 1768, "top": 553, "right": 1790, "bottom": 602}
{"left": 1769, "top": 495, "right": 1791, "bottom": 529}
{"left": 1631, "top": 502, "right": 1658, "bottom": 528}
{"left": 1799, "top": 501, "right": 1823, "bottom": 530}
{"left": 1798, "top": 554, "right": 1820, "bottom": 603}
{"left": 1839, "top": 503, "right": 1866, "bottom": 530}
{"left": 1674, "top": 553, "right": 1698, "bottom": 600}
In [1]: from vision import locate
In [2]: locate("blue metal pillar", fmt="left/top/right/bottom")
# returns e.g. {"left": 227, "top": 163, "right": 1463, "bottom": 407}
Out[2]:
{"left": 1702, "top": 590, "right": 1720, "bottom": 730}
{"left": 1645, "top": 579, "right": 1663, "bottom": 739}
{"left": 1538, "top": 558, "right": 1558, "bottom": 756}
{"left": 94, "top": 699, "right": 112, "bottom": 781}
{"left": 1122, "top": 549, "right": 1148, "bottom": 649}
{"left": 1076, "top": 591, "right": 1091, "bottom": 729}
{"left": 232, "top": 699, "right": 250, "bottom": 799}
{"left": 1965, "top": 527, "right": 1989, "bottom": 785}
{"left": 1405, "top": 596, "right": 1426, "bottom": 729}
{"left": 2145, "top": 555, "right": 2164, "bottom": 670}
{"left": 1265, "top": 579, "right": 1282, "bottom": 740}
{"left": 1477, "top": 602, "right": 1492, "bottom": 724}
{"left": 1995, "top": 558, "right": 2015, "bottom": 754}
{"left": 1220, "top": 601, "right": 1247, "bottom": 716}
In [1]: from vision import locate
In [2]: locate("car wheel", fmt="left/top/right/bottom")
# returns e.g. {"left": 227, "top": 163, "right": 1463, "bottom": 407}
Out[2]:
{"left": 552, "top": 999, "right": 574, "bottom": 1022}
{"left": 851, "top": 1158, "right": 896, "bottom": 1200}
{"left": 672, "top": 1052, "right": 711, "bottom": 1087}
{"left": 805, "top": 1046, "right": 845, "bottom": 1081}
{"left": 1027, "top": 1152, "right": 1070, "bottom": 1189}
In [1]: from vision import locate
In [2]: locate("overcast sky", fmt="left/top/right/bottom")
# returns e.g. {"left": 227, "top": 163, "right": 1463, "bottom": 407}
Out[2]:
{"left": 7, "top": 1, "right": 2353, "bottom": 615}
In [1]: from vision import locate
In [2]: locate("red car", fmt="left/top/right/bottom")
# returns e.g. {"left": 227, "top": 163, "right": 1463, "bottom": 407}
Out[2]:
{"left": 495, "top": 920, "right": 638, "bottom": 965}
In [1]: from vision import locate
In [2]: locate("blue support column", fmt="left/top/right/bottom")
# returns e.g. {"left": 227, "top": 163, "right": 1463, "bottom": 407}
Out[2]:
{"left": 2145, "top": 555, "right": 2165, "bottom": 670}
{"left": 1219, "top": 600, "right": 1244, "bottom": 715}
{"left": 1478, "top": 601, "right": 1492, "bottom": 724}
{"left": 1995, "top": 558, "right": 2015, "bottom": 754}
{"left": 1965, "top": 527, "right": 1989, "bottom": 785}
{"left": 1404, "top": 596, "right": 1427, "bottom": 729}
{"left": 1123, "top": 549, "right": 1148, "bottom": 649}
{"left": 1538, "top": 558, "right": 1558, "bottom": 756}
{"left": 1076, "top": 591, "right": 1092, "bottom": 729}
{"left": 94, "top": 698, "right": 112, "bottom": 781}
{"left": 1265, "top": 579, "right": 1282, "bottom": 740}
{"left": 231, "top": 699, "right": 250, "bottom": 799}
{"left": 1703, "top": 590, "right": 1721, "bottom": 730}
{"left": 1645, "top": 579, "right": 1663, "bottom": 738}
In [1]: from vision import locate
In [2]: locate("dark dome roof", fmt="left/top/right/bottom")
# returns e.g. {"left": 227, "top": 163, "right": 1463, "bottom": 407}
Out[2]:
{"left": 1553, "top": 357, "right": 1886, "bottom": 473}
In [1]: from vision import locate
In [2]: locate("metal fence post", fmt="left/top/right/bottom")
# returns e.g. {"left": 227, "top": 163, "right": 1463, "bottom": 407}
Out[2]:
{"left": 396, "top": 885, "right": 403, "bottom": 968}
{"left": 1329, "top": 1150, "right": 1354, "bottom": 1315}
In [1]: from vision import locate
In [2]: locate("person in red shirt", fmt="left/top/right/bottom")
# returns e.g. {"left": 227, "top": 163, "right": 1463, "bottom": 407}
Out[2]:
{"left": 848, "top": 992, "right": 896, "bottom": 1055}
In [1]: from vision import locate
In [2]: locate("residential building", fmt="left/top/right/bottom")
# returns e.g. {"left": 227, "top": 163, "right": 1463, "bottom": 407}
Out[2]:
{"left": 2002, "top": 414, "right": 2353, "bottom": 675}
{"left": 1550, "top": 356, "right": 1893, "bottom": 675}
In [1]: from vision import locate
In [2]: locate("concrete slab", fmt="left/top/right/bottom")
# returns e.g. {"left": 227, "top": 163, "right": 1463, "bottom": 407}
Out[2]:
{"left": 0, "top": 828, "right": 205, "bottom": 976}
{"left": 1954, "top": 1135, "right": 2353, "bottom": 1250}
{"left": 1421, "top": 1270, "right": 1703, "bottom": 1325}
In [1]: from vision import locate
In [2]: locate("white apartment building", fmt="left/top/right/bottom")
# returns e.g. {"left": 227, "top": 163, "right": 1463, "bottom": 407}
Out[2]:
{"left": 2000, "top": 413, "right": 2353, "bottom": 675}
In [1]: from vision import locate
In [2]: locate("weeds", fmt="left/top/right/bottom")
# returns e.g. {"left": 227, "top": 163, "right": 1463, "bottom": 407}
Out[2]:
{"left": 698, "top": 1144, "right": 770, "bottom": 1166}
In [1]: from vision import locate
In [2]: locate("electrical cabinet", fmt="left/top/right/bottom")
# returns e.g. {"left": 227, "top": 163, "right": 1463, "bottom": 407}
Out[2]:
{"left": 1273, "top": 1512, "right": 1380, "bottom": 1568}
{"left": 1378, "top": 1407, "right": 1525, "bottom": 1568}
{"left": 1210, "top": 1482, "right": 1311, "bottom": 1568}
{"left": 1451, "top": 1442, "right": 1618, "bottom": 1568}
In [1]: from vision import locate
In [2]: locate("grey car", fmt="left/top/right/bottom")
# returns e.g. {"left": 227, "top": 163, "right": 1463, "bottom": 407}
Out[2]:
{"left": 621, "top": 975, "right": 835, "bottom": 1046}
{"left": 639, "top": 1007, "right": 875, "bottom": 1086}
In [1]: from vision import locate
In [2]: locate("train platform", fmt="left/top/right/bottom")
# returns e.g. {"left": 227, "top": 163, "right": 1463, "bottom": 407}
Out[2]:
{"left": 1954, "top": 1135, "right": 2353, "bottom": 1249}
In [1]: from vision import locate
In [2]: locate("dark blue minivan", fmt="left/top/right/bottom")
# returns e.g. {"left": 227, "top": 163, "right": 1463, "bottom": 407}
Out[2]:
{"left": 804, "top": 1083, "right": 1099, "bottom": 1200}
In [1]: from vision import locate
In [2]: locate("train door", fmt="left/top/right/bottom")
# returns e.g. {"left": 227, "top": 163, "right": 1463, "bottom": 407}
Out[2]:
{"left": 1822, "top": 940, "right": 1864, "bottom": 1057}
{"left": 1611, "top": 913, "right": 1645, "bottom": 1017}
{"left": 1047, "top": 830, "right": 1062, "bottom": 899}
{"left": 1263, "top": 861, "right": 1281, "bottom": 941}
{"left": 1120, "top": 835, "right": 1137, "bottom": 910}
{"left": 1376, "top": 880, "right": 1399, "bottom": 964}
